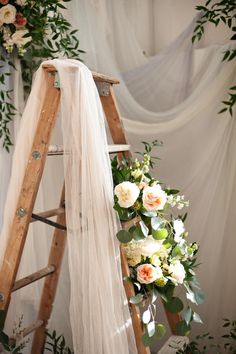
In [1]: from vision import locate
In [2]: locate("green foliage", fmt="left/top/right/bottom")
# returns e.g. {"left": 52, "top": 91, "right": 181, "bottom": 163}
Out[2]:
{"left": 193, "top": 0, "right": 236, "bottom": 115}
{"left": 45, "top": 330, "right": 74, "bottom": 353}
{"left": 0, "top": 0, "right": 84, "bottom": 150}
{"left": 175, "top": 319, "right": 236, "bottom": 353}
{"left": 0, "top": 315, "right": 28, "bottom": 353}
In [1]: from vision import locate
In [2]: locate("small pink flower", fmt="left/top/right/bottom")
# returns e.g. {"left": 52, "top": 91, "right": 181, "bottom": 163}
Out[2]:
{"left": 137, "top": 264, "right": 159, "bottom": 284}
{"left": 14, "top": 12, "right": 27, "bottom": 27}
{"left": 0, "top": 0, "right": 9, "bottom": 5}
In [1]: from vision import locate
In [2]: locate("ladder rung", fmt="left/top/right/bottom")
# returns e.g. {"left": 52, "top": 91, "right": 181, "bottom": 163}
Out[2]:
{"left": 31, "top": 213, "right": 67, "bottom": 231}
{"left": 30, "top": 207, "right": 65, "bottom": 223}
{"left": 12, "top": 265, "right": 56, "bottom": 292}
{"left": 0, "top": 320, "right": 44, "bottom": 352}
{"left": 47, "top": 144, "right": 130, "bottom": 156}
{"left": 122, "top": 216, "right": 141, "bottom": 230}
{"left": 42, "top": 64, "right": 120, "bottom": 84}
{"left": 21, "top": 320, "right": 44, "bottom": 338}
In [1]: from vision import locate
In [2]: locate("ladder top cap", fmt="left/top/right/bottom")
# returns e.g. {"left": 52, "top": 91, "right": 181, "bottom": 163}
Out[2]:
{"left": 42, "top": 64, "right": 120, "bottom": 85}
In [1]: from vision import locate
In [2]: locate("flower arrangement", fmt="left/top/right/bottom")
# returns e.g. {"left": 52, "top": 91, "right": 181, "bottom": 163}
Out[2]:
{"left": 0, "top": 0, "right": 83, "bottom": 151}
{"left": 112, "top": 141, "right": 204, "bottom": 346}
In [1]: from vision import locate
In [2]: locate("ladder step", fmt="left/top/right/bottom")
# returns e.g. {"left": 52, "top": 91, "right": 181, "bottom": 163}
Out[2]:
{"left": 12, "top": 265, "right": 56, "bottom": 292}
{"left": 31, "top": 213, "right": 67, "bottom": 231}
{"left": 30, "top": 207, "right": 65, "bottom": 223}
{"left": 21, "top": 320, "right": 44, "bottom": 338}
{"left": 47, "top": 144, "right": 130, "bottom": 156}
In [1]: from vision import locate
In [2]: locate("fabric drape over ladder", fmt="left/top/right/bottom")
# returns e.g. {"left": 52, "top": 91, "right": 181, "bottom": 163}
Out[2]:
{"left": 0, "top": 59, "right": 137, "bottom": 354}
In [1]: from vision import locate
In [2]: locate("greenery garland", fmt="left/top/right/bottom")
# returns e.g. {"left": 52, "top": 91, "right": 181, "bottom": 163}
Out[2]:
{"left": 193, "top": 0, "right": 236, "bottom": 116}
{"left": 0, "top": 0, "right": 84, "bottom": 151}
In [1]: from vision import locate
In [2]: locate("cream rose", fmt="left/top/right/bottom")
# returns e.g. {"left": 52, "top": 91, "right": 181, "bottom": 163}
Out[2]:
{"left": 142, "top": 184, "right": 167, "bottom": 211}
{"left": 0, "top": 4, "right": 16, "bottom": 24}
{"left": 114, "top": 181, "right": 140, "bottom": 208}
{"left": 15, "top": 0, "right": 26, "bottom": 5}
{"left": 12, "top": 29, "right": 32, "bottom": 47}
{"left": 137, "top": 236, "right": 163, "bottom": 257}
{"left": 137, "top": 264, "right": 162, "bottom": 284}
{"left": 169, "top": 260, "right": 186, "bottom": 285}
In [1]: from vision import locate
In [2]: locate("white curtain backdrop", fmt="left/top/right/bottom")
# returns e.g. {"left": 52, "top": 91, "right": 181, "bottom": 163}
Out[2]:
{"left": 0, "top": 1, "right": 235, "bottom": 353}
{"left": 65, "top": 0, "right": 236, "bottom": 348}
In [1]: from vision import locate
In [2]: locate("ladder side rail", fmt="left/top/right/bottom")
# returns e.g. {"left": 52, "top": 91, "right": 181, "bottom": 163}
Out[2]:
{"left": 0, "top": 73, "right": 60, "bottom": 314}
{"left": 31, "top": 187, "right": 67, "bottom": 353}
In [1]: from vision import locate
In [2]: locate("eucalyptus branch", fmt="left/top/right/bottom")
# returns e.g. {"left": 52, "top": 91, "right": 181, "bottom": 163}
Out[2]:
{"left": 193, "top": 0, "right": 236, "bottom": 116}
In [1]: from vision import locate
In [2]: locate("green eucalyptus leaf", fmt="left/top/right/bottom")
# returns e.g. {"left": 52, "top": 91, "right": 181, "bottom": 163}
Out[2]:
{"left": 116, "top": 230, "right": 133, "bottom": 244}
{"left": 129, "top": 293, "right": 143, "bottom": 305}
{"left": 182, "top": 307, "right": 193, "bottom": 326}
{"left": 164, "top": 297, "right": 184, "bottom": 313}
{"left": 176, "top": 320, "right": 191, "bottom": 336}
{"left": 133, "top": 227, "right": 146, "bottom": 241}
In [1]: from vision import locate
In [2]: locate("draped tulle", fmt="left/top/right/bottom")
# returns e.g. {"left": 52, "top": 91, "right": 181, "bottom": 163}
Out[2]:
{"left": 0, "top": 59, "right": 137, "bottom": 354}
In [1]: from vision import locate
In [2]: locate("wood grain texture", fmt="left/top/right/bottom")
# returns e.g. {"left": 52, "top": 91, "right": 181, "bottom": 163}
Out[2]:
{"left": 0, "top": 73, "right": 60, "bottom": 313}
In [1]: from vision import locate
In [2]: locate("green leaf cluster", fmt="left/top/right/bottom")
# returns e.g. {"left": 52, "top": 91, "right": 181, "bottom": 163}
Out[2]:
{"left": 193, "top": 0, "right": 236, "bottom": 115}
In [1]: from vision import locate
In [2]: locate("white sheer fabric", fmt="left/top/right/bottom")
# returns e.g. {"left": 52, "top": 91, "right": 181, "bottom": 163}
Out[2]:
{"left": 66, "top": 0, "right": 236, "bottom": 346}
{"left": 0, "top": 59, "right": 137, "bottom": 354}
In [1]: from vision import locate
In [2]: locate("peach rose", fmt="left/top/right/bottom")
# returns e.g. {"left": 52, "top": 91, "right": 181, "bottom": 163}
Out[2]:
{"left": 142, "top": 184, "right": 167, "bottom": 211}
{"left": 137, "top": 264, "right": 161, "bottom": 284}
{"left": 0, "top": 0, "right": 9, "bottom": 5}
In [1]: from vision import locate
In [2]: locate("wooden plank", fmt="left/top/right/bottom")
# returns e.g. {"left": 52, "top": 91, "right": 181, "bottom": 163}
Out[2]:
{"left": 42, "top": 63, "right": 119, "bottom": 84}
{"left": 0, "top": 72, "right": 61, "bottom": 313}
{"left": 31, "top": 187, "right": 67, "bottom": 354}
{"left": 101, "top": 86, "right": 131, "bottom": 159}
{"left": 30, "top": 207, "right": 65, "bottom": 223}
{"left": 47, "top": 144, "right": 130, "bottom": 156}
{"left": 12, "top": 265, "right": 56, "bottom": 292}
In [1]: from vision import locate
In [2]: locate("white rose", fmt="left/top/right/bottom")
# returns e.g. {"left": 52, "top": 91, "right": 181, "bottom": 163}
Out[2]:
{"left": 142, "top": 184, "right": 167, "bottom": 211}
{"left": 0, "top": 4, "right": 16, "bottom": 24}
{"left": 114, "top": 181, "right": 140, "bottom": 208}
{"left": 137, "top": 236, "right": 163, "bottom": 257}
{"left": 12, "top": 29, "right": 32, "bottom": 47}
{"left": 15, "top": 0, "right": 27, "bottom": 5}
{"left": 169, "top": 260, "right": 186, "bottom": 286}
{"left": 173, "top": 219, "right": 185, "bottom": 242}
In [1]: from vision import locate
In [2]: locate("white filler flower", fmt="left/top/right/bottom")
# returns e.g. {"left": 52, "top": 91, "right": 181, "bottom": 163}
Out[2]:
{"left": 169, "top": 260, "right": 186, "bottom": 285}
{"left": 0, "top": 4, "right": 16, "bottom": 24}
{"left": 173, "top": 219, "right": 185, "bottom": 242}
{"left": 114, "top": 181, "right": 140, "bottom": 208}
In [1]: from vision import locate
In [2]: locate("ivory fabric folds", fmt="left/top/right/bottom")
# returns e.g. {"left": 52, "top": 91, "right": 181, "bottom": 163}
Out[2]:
{"left": 0, "top": 59, "right": 137, "bottom": 354}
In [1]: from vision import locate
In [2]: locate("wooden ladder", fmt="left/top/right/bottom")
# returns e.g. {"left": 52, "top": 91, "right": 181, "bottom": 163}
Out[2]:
{"left": 0, "top": 64, "right": 179, "bottom": 354}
